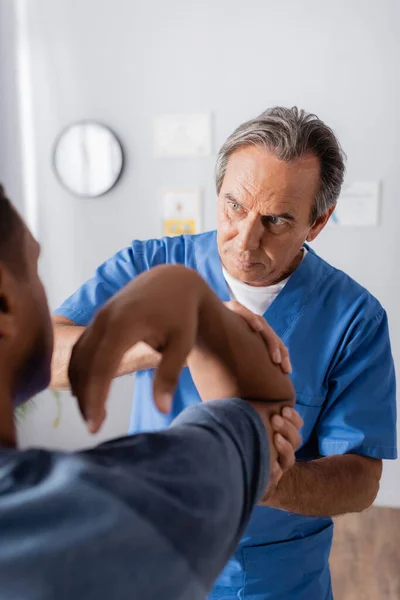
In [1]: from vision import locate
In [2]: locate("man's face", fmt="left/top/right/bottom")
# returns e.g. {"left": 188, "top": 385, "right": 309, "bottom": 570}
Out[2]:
{"left": 217, "top": 146, "right": 331, "bottom": 286}
{"left": 10, "top": 227, "right": 53, "bottom": 405}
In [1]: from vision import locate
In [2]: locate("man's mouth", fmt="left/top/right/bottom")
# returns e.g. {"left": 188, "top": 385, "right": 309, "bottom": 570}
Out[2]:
{"left": 233, "top": 256, "right": 259, "bottom": 270}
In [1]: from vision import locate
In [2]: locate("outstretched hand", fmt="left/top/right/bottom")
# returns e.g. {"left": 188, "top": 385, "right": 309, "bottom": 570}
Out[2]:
{"left": 68, "top": 266, "right": 204, "bottom": 433}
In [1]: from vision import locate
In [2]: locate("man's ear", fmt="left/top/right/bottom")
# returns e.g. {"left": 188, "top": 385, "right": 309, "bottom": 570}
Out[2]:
{"left": 0, "top": 264, "right": 18, "bottom": 339}
{"left": 306, "top": 205, "right": 336, "bottom": 243}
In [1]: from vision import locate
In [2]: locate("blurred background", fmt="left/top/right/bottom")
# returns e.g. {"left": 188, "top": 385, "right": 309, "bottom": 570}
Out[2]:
{"left": 1, "top": 1, "right": 399, "bottom": 595}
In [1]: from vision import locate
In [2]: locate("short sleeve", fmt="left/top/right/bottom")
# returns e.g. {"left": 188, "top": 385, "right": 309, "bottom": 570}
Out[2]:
{"left": 54, "top": 239, "right": 167, "bottom": 325}
{"left": 317, "top": 309, "right": 397, "bottom": 460}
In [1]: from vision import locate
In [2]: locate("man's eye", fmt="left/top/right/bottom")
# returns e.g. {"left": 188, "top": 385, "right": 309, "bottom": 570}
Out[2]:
{"left": 229, "top": 202, "right": 241, "bottom": 211}
{"left": 265, "top": 216, "right": 285, "bottom": 226}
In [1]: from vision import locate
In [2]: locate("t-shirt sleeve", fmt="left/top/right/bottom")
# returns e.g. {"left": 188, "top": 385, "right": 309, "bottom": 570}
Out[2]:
{"left": 87, "top": 398, "right": 270, "bottom": 591}
{"left": 317, "top": 308, "right": 397, "bottom": 460}
{"left": 54, "top": 239, "right": 167, "bottom": 325}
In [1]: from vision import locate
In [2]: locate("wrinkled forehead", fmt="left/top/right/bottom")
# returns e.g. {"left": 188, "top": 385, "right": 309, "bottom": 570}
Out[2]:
{"left": 224, "top": 147, "right": 320, "bottom": 189}
{"left": 222, "top": 146, "right": 321, "bottom": 213}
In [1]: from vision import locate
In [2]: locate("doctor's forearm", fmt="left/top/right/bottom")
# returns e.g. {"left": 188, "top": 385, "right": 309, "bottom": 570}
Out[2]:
{"left": 262, "top": 455, "right": 382, "bottom": 516}
{"left": 51, "top": 323, "right": 86, "bottom": 389}
{"left": 51, "top": 322, "right": 161, "bottom": 390}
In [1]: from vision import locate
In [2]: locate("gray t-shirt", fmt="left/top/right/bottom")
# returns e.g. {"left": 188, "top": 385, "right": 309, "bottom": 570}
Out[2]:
{"left": 0, "top": 398, "right": 269, "bottom": 600}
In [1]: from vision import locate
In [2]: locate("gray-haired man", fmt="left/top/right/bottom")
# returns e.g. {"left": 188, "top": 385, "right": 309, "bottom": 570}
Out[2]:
{"left": 52, "top": 107, "right": 397, "bottom": 599}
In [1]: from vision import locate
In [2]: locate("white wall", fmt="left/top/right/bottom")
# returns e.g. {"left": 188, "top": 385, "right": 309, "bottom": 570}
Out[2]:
{"left": 0, "top": 0, "right": 23, "bottom": 210}
{"left": 10, "top": 0, "right": 400, "bottom": 505}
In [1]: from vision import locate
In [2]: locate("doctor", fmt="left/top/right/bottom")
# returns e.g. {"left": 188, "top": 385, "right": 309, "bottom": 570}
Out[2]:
{"left": 52, "top": 106, "right": 397, "bottom": 599}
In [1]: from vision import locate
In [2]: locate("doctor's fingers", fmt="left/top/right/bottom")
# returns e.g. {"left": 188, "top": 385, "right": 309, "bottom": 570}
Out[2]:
{"left": 274, "top": 432, "right": 297, "bottom": 472}
{"left": 224, "top": 302, "right": 292, "bottom": 374}
{"left": 259, "top": 325, "right": 292, "bottom": 374}
{"left": 282, "top": 406, "right": 304, "bottom": 430}
{"left": 271, "top": 414, "right": 302, "bottom": 453}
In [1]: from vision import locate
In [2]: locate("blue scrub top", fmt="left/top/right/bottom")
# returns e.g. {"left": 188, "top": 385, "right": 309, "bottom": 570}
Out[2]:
{"left": 56, "top": 231, "right": 397, "bottom": 600}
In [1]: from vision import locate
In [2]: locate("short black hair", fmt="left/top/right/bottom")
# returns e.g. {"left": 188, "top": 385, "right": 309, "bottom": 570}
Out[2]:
{"left": 0, "top": 184, "right": 25, "bottom": 275}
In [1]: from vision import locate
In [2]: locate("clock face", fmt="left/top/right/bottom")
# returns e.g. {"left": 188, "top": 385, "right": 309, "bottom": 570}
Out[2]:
{"left": 53, "top": 122, "right": 124, "bottom": 197}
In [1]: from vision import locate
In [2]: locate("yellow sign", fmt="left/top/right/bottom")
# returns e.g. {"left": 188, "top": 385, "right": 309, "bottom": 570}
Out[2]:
{"left": 164, "top": 219, "right": 196, "bottom": 236}
{"left": 161, "top": 189, "right": 202, "bottom": 237}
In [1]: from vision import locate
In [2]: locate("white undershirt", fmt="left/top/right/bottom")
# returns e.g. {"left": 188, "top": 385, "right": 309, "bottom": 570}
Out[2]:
{"left": 222, "top": 248, "right": 308, "bottom": 316}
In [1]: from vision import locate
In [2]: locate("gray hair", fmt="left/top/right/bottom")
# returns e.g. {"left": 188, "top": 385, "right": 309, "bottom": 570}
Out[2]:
{"left": 215, "top": 107, "right": 346, "bottom": 223}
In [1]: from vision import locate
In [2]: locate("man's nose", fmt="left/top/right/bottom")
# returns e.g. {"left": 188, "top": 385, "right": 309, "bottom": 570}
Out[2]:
{"left": 236, "top": 215, "right": 264, "bottom": 251}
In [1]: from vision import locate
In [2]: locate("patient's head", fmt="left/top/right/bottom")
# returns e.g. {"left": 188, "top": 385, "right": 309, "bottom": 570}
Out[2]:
{"left": 0, "top": 185, "right": 53, "bottom": 406}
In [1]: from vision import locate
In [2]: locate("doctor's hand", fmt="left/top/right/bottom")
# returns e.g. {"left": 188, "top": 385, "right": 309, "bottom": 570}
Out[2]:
{"left": 268, "top": 407, "right": 303, "bottom": 492}
{"left": 260, "top": 407, "right": 303, "bottom": 500}
{"left": 224, "top": 301, "right": 292, "bottom": 374}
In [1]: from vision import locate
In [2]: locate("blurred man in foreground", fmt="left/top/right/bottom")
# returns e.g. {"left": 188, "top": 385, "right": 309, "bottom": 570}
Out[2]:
{"left": 0, "top": 186, "right": 301, "bottom": 600}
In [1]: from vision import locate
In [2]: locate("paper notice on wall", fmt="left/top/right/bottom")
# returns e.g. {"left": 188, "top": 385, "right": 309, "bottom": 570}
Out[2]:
{"left": 161, "top": 189, "right": 202, "bottom": 236}
{"left": 330, "top": 181, "right": 381, "bottom": 227}
{"left": 153, "top": 113, "right": 212, "bottom": 157}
